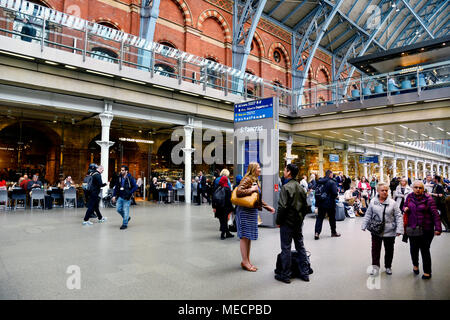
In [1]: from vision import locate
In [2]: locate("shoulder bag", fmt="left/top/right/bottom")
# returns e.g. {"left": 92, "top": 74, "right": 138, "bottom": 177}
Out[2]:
{"left": 231, "top": 187, "right": 258, "bottom": 208}
{"left": 367, "top": 203, "right": 388, "bottom": 235}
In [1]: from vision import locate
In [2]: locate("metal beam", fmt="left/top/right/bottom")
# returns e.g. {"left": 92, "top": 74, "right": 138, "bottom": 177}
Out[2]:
{"left": 400, "top": 0, "right": 435, "bottom": 39}
{"left": 268, "top": 0, "right": 286, "bottom": 16}
{"left": 293, "top": 0, "right": 345, "bottom": 107}
{"left": 232, "top": 0, "right": 267, "bottom": 75}
{"left": 282, "top": 0, "right": 308, "bottom": 24}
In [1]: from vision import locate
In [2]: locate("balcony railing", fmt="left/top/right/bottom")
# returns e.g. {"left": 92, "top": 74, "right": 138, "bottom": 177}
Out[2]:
{"left": 0, "top": 0, "right": 293, "bottom": 113}
{"left": 0, "top": 0, "right": 449, "bottom": 116}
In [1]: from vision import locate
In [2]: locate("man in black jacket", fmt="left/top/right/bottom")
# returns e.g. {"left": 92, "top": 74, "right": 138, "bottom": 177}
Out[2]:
{"left": 196, "top": 171, "right": 207, "bottom": 205}
{"left": 275, "top": 164, "right": 310, "bottom": 283}
{"left": 314, "top": 170, "right": 341, "bottom": 240}
{"left": 112, "top": 165, "right": 137, "bottom": 230}
{"left": 82, "top": 164, "right": 107, "bottom": 225}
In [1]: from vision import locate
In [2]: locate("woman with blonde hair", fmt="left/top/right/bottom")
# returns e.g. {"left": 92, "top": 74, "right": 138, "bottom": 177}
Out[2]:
{"left": 235, "top": 162, "right": 275, "bottom": 271}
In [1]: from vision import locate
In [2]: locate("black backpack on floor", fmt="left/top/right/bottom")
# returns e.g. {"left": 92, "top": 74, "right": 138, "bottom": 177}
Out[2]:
{"left": 275, "top": 250, "right": 313, "bottom": 279}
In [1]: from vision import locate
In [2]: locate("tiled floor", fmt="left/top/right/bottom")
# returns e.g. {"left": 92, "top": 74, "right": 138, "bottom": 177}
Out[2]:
{"left": 0, "top": 202, "right": 449, "bottom": 300}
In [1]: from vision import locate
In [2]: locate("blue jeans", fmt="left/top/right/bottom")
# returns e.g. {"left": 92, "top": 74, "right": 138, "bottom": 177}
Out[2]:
{"left": 116, "top": 197, "right": 131, "bottom": 226}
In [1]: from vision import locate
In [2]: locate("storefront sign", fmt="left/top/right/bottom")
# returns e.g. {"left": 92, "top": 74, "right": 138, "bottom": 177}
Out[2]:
{"left": 329, "top": 154, "right": 339, "bottom": 162}
{"left": 359, "top": 155, "right": 379, "bottom": 163}
{"left": 234, "top": 97, "right": 274, "bottom": 122}
{"left": 119, "top": 138, "right": 154, "bottom": 144}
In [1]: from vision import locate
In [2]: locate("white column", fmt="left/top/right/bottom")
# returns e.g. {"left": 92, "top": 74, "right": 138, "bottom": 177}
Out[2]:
{"left": 285, "top": 136, "right": 294, "bottom": 165}
{"left": 343, "top": 150, "right": 349, "bottom": 176}
{"left": 379, "top": 155, "right": 384, "bottom": 183}
{"left": 393, "top": 157, "right": 397, "bottom": 178}
{"left": 182, "top": 123, "right": 194, "bottom": 204}
{"left": 423, "top": 161, "right": 427, "bottom": 180}
{"left": 318, "top": 145, "right": 324, "bottom": 178}
{"left": 96, "top": 109, "right": 114, "bottom": 198}
{"left": 354, "top": 155, "right": 358, "bottom": 178}
{"left": 414, "top": 160, "right": 418, "bottom": 181}
{"left": 363, "top": 158, "right": 368, "bottom": 178}
{"left": 438, "top": 164, "right": 442, "bottom": 176}
{"left": 404, "top": 158, "right": 408, "bottom": 179}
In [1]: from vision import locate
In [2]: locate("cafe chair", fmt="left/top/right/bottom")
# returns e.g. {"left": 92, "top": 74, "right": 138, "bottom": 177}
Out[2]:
{"left": 63, "top": 187, "right": 77, "bottom": 208}
{"left": 11, "top": 188, "right": 27, "bottom": 210}
{"left": 49, "top": 188, "right": 63, "bottom": 208}
{"left": 30, "top": 188, "right": 45, "bottom": 210}
{"left": 0, "top": 189, "right": 9, "bottom": 210}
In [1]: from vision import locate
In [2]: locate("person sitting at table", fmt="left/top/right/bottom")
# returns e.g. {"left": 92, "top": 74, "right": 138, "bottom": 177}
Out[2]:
{"left": 63, "top": 176, "right": 75, "bottom": 189}
{"left": 20, "top": 174, "right": 30, "bottom": 190}
{"left": 27, "top": 175, "right": 42, "bottom": 195}
{"left": 149, "top": 177, "right": 159, "bottom": 201}
{"left": 0, "top": 178, "right": 6, "bottom": 190}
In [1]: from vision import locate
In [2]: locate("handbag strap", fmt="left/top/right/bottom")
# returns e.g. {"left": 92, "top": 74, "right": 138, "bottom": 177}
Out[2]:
{"left": 381, "top": 203, "right": 388, "bottom": 233}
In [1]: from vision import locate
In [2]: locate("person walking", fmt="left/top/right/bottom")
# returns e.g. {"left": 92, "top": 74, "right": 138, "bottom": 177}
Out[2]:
{"left": 274, "top": 164, "right": 309, "bottom": 283}
{"left": 196, "top": 171, "right": 206, "bottom": 205}
{"left": 394, "top": 178, "right": 413, "bottom": 212}
{"left": 431, "top": 175, "right": 449, "bottom": 232}
{"left": 112, "top": 165, "right": 138, "bottom": 230}
{"left": 212, "top": 176, "right": 234, "bottom": 240}
{"left": 403, "top": 180, "right": 442, "bottom": 279}
{"left": 314, "top": 170, "right": 340, "bottom": 240}
{"left": 235, "top": 162, "right": 275, "bottom": 272}
{"left": 82, "top": 164, "right": 107, "bottom": 226}
{"left": 361, "top": 183, "right": 403, "bottom": 276}
{"left": 369, "top": 177, "right": 377, "bottom": 200}
{"left": 358, "top": 176, "right": 371, "bottom": 207}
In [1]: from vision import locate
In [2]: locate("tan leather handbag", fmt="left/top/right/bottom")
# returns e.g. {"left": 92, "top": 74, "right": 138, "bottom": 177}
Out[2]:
{"left": 231, "top": 187, "right": 258, "bottom": 208}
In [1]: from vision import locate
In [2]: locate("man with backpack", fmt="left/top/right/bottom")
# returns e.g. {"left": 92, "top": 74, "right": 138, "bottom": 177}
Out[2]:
{"left": 112, "top": 165, "right": 137, "bottom": 230}
{"left": 314, "top": 170, "right": 341, "bottom": 240}
{"left": 274, "top": 164, "right": 310, "bottom": 283}
{"left": 82, "top": 164, "right": 107, "bottom": 226}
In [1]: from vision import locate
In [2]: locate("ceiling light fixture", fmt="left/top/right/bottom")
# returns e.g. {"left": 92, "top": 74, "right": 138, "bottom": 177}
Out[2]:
{"left": 374, "top": 127, "right": 383, "bottom": 131}
{"left": 0, "top": 50, "right": 35, "bottom": 60}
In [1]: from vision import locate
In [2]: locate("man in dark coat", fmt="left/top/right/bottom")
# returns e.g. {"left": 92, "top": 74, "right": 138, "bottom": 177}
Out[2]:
{"left": 314, "top": 170, "right": 340, "bottom": 240}
{"left": 20, "top": 18, "right": 36, "bottom": 42}
{"left": 196, "top": 171, "right": 207, "bottom": 205}
{"left": 112, "top": 165, "right": 138, "bottom": 230}
{"left": 82, "top": 164, "right": 107, "bottom": 225}
{"left": 275, "top": 164, "right": 310, "bottom": 283}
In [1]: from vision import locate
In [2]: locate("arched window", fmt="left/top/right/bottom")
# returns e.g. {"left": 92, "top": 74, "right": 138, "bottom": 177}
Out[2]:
{"left": 273, "top": 50, "right": 282, "bottom": 63}
{"left": 154, "top": 41, "right": 177, "bottom": 78}
{"left": 13, "top": 1, "right": 50, "bottom": 43}
{"left": 90, "top": 22, "right": 120, "bottom": 63}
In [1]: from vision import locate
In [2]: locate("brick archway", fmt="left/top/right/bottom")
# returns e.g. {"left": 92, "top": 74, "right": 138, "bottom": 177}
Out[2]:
{"left": 267, "top": 42, "right": 291, "bottom": 69}
{"left": 316, "top": 65, "right": 331, "bottom": 83}
{"left": 197, "top": 9, "right": 231, "bottom": 42}
{"left": 172, "top": 0, "right": 193, "bottom": 27}
{"left": 94, "top": 19, "right": 122, "bottom": 31}
{"left": 252, "top": 30, "right": 265, "bottom": 58}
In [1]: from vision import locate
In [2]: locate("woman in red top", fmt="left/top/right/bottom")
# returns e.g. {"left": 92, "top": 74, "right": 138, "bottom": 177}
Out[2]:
{"left": 358, "top": 176, "right": 371, "bottom": 207}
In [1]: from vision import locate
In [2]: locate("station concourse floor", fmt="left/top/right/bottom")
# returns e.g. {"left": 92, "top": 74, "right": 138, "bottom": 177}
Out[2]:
{"left": 0, "top": 201, "right": 449, "bottom": 300}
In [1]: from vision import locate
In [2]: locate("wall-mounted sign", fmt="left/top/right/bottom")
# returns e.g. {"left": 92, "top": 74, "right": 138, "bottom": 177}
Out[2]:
{"left": 329, "top": 154, "right": 339, "bottom": 162}
{"left": 359, "top": 155, "right": 379, "bottom": 163}
{"left": 234, "top": 97, "right": 274, "bottom": 123}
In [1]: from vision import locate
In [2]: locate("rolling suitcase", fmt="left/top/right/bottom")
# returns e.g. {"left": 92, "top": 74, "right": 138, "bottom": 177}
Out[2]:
{"left": 335, "top": 202, "right": 345, "bottom": 221}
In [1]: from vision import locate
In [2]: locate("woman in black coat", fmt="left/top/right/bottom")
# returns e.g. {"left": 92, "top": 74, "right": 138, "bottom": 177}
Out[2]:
{"left": 212, "top": 176, "right": 234, "bottom": 240}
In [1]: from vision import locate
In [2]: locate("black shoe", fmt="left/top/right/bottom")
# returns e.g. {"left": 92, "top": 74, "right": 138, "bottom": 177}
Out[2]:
{"left": 274, "top": 274, "right": 291, "bottom": 284}
{"left": 299, "top": 275, "right": 310, "bottom": 282}
{"left": 225, "top": 232, "right": 234, "bottom": 238}
{"left": 120, "top": 225, "right": 127, "bottom": 230}
{"left": 413, "top": 267, "right": 420, "bottom": 275}
{"left": 331, "top": 232, "right": 341, "bottom": 237}
{"left": 422, "top": 274, "right": 432, "bottom": 280}
{"left": 314, "top": 233, "right": 319, "bottom": 240}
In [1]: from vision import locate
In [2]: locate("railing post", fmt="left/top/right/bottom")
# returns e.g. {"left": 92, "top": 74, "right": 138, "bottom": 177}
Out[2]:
{"left": 41, "top": 16, "right": 46, "bottom": 52}
{"left": 244, "top": 76, "right": 247, "bottom": 99}
{"left": 386, "top": 75, "right": 390, "bottom": 97}
{"left": 360, "top": 77, "right": 363, "bottom": 103}
{"left": 178, "top": 57, "right": 182, "bottom": 85}
{"left": 83, "top": 20, "right": 88, "bottom": 62}
{"left": 119, "top": 39, "right": 124, "bottom": 70}
{"left": 260, "top": 81, "right": 264, "bottom": 98}
{"left": 150, "top": 50, "right": 155, "bottom": 78}
{"left": 224, "top": 73, "right": 228, "bottom": 96}
{"left": 417, "top": 68, "right": 421, "bottom": 96}
{"left": 202, "top": 65, "right": 207, "bottom": 91}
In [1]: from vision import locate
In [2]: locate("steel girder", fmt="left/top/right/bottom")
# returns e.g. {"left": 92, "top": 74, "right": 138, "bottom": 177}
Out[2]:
{"left": 138, "top": 0, "right": 161, "bottom": 68}
{"left": 292, "top": 0, "right": 345, "bottom": 107}
{"left": 400, "top": 0, "right": 435, "bottom": 39}
{"left": 405, "top": 1, "right": 449, "bottom": 44}
{"left": 342, "top": 1, "right": 400, "bottom": 93}
{"left": 232, "top": 0, "right": 267, "bottom": 74}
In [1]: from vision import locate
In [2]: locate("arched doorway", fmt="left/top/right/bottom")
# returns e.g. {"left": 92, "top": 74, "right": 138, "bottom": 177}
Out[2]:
{"left": 0, "top": 122, "right": 61, "bottom": 183}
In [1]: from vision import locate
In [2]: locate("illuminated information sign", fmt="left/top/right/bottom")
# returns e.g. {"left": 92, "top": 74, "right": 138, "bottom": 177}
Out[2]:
{"left": 234, "top": 97, "right": 274, "bottom": 123}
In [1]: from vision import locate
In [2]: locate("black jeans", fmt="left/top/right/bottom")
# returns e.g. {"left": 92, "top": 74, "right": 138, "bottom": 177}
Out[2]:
{"left": 83, "top": 195, "right": 102, "bottom": 221}
{"left": 409, "top": 231, "right": 434, "bottom": 274}
{"left": 218, "top": 213, "right": 229, "bottom": 233}
{"left": 437, "top": 204, "right": 449, "bottom": 230}
{"left": 371, "top": 234, "right": 395, "bottom": 268}
{"left": 315, "top": 206, "right": 336, "bottom": 234}
{"left": 278, "top": 224, "right": 306, "bottom": 280}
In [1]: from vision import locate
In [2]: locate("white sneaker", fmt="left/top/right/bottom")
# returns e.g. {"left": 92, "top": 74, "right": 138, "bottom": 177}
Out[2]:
{"left": 97, "top": 217, "right": 107, "bottom": 223}
{"left": 385, "top": 268, "right": 392, "bottom": 275}
{"left": 82, "top": 221, "right": 93, "bottom": 226}
{"left": 369, "top": 266, "right": 379, "bottom": 276}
